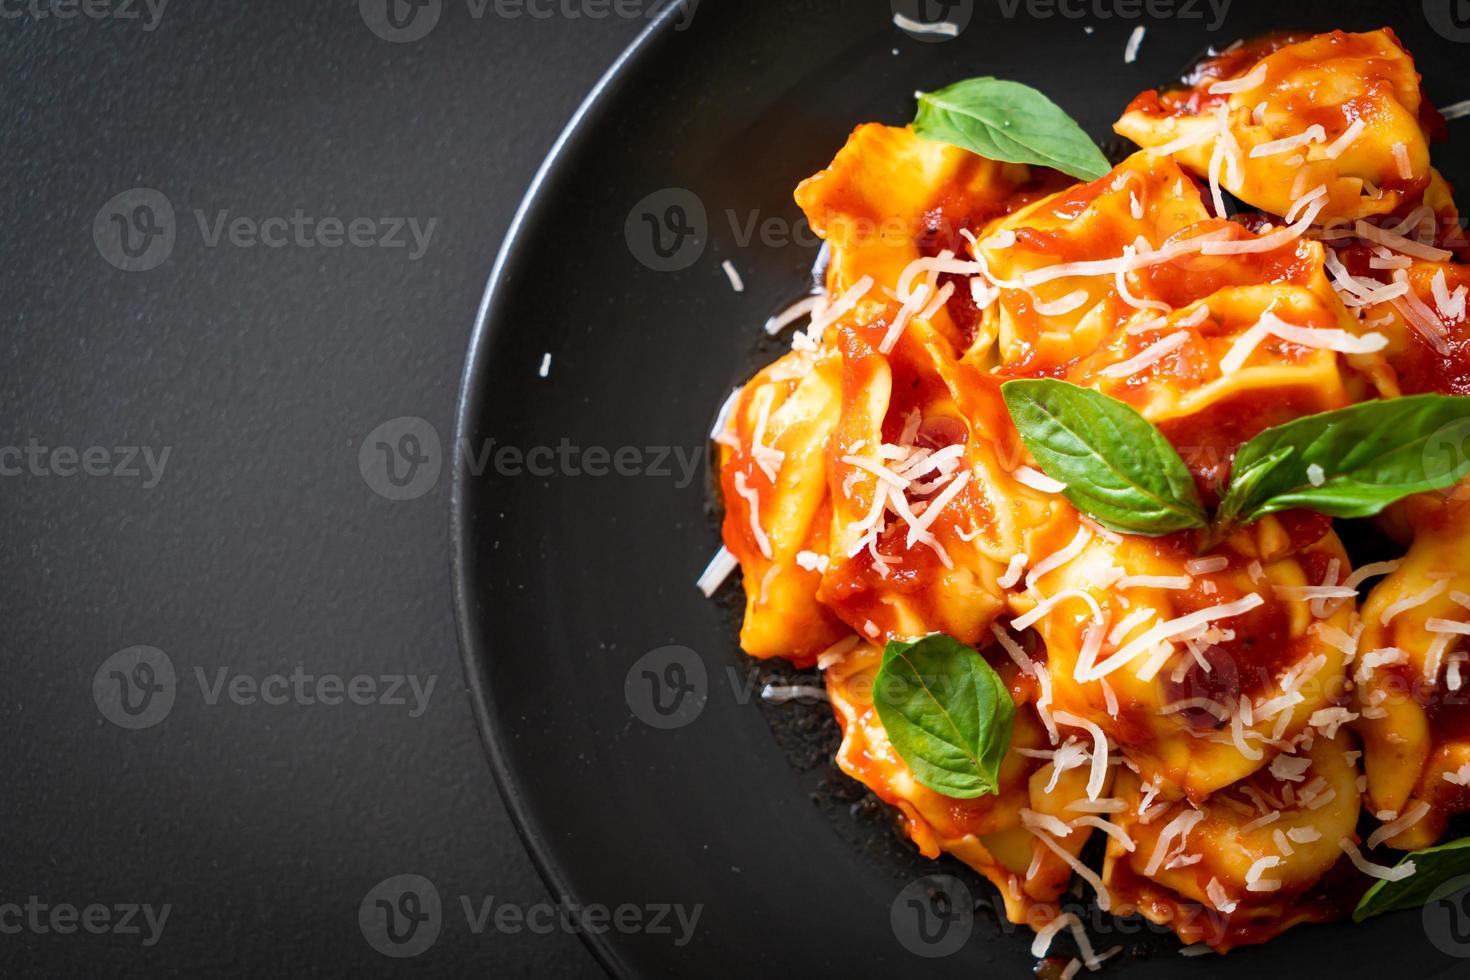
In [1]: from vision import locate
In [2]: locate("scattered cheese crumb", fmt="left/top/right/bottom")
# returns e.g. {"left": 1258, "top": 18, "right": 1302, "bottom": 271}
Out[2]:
{"left": 892, "top": 11, "right": 959, "bottom": 37}
{"left": 1124, "top": 25, "right": 1145, "bottom": 63}
{"left": 721, "top": 260, "right": 744, "bottom": 292}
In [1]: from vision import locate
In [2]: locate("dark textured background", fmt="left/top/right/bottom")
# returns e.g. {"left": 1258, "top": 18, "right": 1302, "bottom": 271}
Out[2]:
{"left": 1, "top": 2, "right": 642, "bottom": 974}
{"left": 13, "top": 1, "right": 1470, "bottom": 977}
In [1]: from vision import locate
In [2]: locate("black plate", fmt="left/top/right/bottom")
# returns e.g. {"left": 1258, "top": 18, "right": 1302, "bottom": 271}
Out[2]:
{"left": 452, "top": 2, "right": 1470, "bottom": 975}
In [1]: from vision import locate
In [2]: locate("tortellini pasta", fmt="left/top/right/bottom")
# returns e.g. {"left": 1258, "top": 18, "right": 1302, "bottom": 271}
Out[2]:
{"left": 1116, "top": 30, "right": 1432, "bottom": 224}
{"left": 710, "top": 25, "right": 1470, "bottom": 957}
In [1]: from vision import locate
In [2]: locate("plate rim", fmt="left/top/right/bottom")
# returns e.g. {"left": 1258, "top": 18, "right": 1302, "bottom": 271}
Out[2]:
{"left": 448, "top": 6, "right": 685, "bottom": 978}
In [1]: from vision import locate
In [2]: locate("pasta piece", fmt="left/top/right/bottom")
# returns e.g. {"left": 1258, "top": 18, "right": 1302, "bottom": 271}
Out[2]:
{"left": 814, "top": 318, "right": 1072, "bottom": 646}
{"left": 1103, "top": 735, "right": 1361, "bottom": 950}
{"left": 1354, "top": 492, "right": 1470, "bottom": 847}
{"left": 718, "top": 349, "right": 850, "bottom": 662}
{"left": 1015, "top": 515, "right": 1355, "bottom": 801}
{"left": 825, "top": 643, "right": 1093, "bottom": 929}
{"left": 1116, "top": 30, "right": 1432, "bottom": 223}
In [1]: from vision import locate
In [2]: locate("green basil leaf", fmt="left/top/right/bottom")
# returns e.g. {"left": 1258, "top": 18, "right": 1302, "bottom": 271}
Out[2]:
{"left": 914, "top": 77, "right": 1111, "bottom": 181}
{"left": 1212, "top": 446, "right": 1294, "bottom": 532}
{"left": 873, "top": 634, "right": 1015, "bottom": 799}
{"left": 1353, "top": 836, "right": 1470, "bottom": 922}
{"left": 1217, "top": 395, "right": 1470, "bottom": 526}
{"left": 1000, "top": 379, "right": 1208, "bottom": 536}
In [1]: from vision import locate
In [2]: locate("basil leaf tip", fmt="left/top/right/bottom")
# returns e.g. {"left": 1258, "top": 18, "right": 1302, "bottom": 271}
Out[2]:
{"left": 1353, "top": 836, "right": 1470, "bottom": 923}
{"left": 1000, "top": 378, "right": 1208, "bottom": 537}
{"left": 913, "top": 76, "right": 1111, "bottom": 181}
{"left": 1218, "top": 394, "right": 1470, "bottom": 526}
{"left": 873, "top": 634, "right": 1015, "bottom": 800}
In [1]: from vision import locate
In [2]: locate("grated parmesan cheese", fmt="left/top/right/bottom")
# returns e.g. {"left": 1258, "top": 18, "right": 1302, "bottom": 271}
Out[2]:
{"left": 1054, "top": 711, "right": 1110, "bottom": 800}
{"left": 764, "top": 295, "right": 822, "bottom": 336}
{"left": 1382, "top": 579, "right": 1449, "bottom": 626}
{"left": 1367, "top": 801, "right": 1431, "bottom": 849}
{"left": 1186, "top": 556, "right": 1229, "bottom": 576}
{"left": 1440, "top": 99, "right": 1470, "bottom": 121}
{"left": 1270, "top": 754, "right": 1311, "bottom": 783}
{"left": 1031, "top": 830, "right": 1112, "bottom": 911}
{"left": 1357, "top": 220, "right": 1451, "bottom": 262}
{"left": 696, "top": 546, "right": 739, "bottom": 597}
{"left": 1427, "top": 618, "right": 1470, "bottom": 635}
{"left": 1015, "top": 466, "right": 1066, "bottom": 495}
{"left": 1245, "top": 856, "right": 1283, "bottom": 891}
{"left": 1032, "top": 289, "right": 1090, "bottom": 317}
{"left": 1206, "top": 877, "right": 1238, "bottom": 913}
{"left": 1124, "top": 25, "right": 1145, "bottom": 63}
{"left": 1100, "top": 331, "right": 1189, "bottom": 378}
{"left": 816, "top": 635, "right": 861, "bottom": 670}
{"left": 1085, "top": 594, "right": 1264, "bottom": 681}
{"left": 1323, "top": 118, "right": 1367, "bottom": 159}
{"left": 892, "top": 11, "right": 959, "bottom": 36}
{"left": 1340, "top": 838, "right": 1416, "bottom": 881}
{"left": 1249, "top": 125, "right": 1325, "bottom": 158}
{"left": 1392, "top": 142, "right": 1413, "bottom": 180}
{"left": 795, "top": 550, "right": 830, "bottom": 574}
{"left": 1145, "top": 808, "right": 1206, "bottom": 876}
{"left": 1026, "top": 527, "right": 1093, "bottom": 591}
{"left": 1209, "top": 62, "right": 1268, "bottom": 95}
{"left": 998, "top": 553, "right": 1028, "bottom": 589}
{"left": 721, "top": 260, "right": 744, "bottom": 292}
